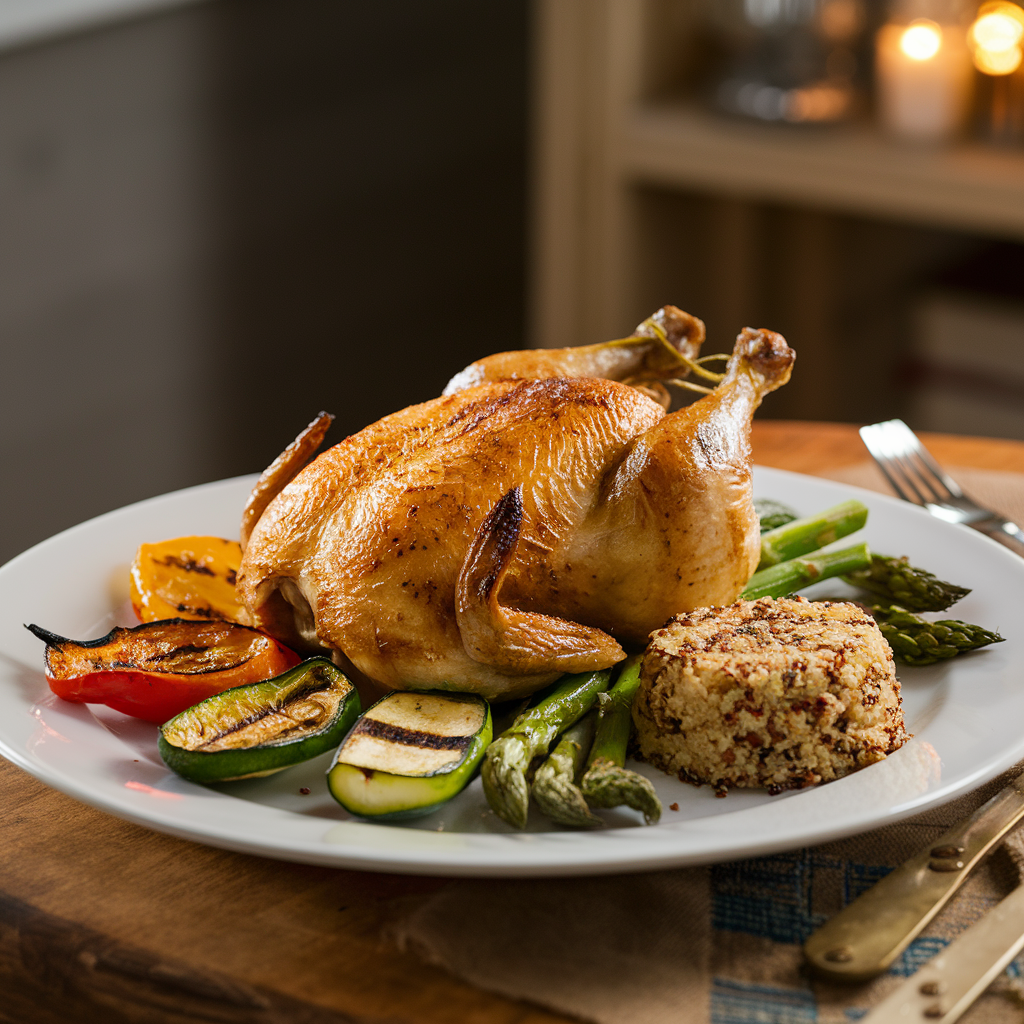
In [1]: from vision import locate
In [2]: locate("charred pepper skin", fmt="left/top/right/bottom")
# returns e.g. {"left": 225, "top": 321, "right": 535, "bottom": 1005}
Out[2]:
{"left": 27, "top": 619, "right": 300, "bottom": 723}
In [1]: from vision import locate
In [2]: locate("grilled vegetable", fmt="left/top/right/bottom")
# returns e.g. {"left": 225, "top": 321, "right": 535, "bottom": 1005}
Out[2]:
{"left": 741, "top": 542, "right": 871, "bottom": 601}
{"left": 481, "top": 669, "right": 612, "bottom": 829}
{"left": 531, "top": 712, "right": 602, "bottom": 828}
{"left": 158, "top": 658, "right": 359, "bottom": 782}
{"left": 327, "top": 691, "right": 491, "bottom": 820}
{"left": 758, "top": 499, "right": 869, "bottom": 569}
{"left": 130, "top": 536, "right": 244, "bottom": 623}
{"left": 868, "top": 602, "right": 1005, "bottom": 666}
{"left": 580, "top": 656, "right": 661, "bottom": 824}
{"left": 754, "top": 498, "right": 799, "bottom": 532}
{"left": 844, "top": 554, "right": 970, "bottom": 612}
{"left": 27, "top": 619, "right": 299, "bottom": 723}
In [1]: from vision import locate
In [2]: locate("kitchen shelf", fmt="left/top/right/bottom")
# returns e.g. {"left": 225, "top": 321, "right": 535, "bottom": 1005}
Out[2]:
{"left": 622, "top": 103, "right": 1024, "bottom": 243}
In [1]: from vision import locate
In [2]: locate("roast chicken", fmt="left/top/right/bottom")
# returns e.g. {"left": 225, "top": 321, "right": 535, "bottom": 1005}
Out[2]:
{"left": 236, "top": 307, "right": 795, "bottom": 699}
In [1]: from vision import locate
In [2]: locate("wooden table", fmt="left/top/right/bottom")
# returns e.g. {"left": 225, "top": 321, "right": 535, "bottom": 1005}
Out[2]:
{"left": 3, "top": 422, "right": 1023, "bottom": 1024}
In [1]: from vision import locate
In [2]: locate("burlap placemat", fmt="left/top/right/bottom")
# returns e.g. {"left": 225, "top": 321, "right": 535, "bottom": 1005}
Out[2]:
{"left": 392, "top": 464, "right": 1024, "bottom": 1024}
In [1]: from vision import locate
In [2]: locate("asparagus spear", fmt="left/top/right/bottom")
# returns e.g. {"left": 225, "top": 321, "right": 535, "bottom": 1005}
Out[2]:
{"left": 580, "top": 656, "right": 661, "bottom": 825}
{"left": 741, "top": 542, "right": 872, "bottom": 601}
{"left": 758, "top": 499, "right": 869, "bottom": 569}
{"left": 754, "top": 498, "right": 799, "bottom": 532}
{"left": 868, "top": 602, "right": 1004, "bottom": 666}
{"left": 531, "top": 711, "right": 602, "bottom": 828}
{"left": 481, "top": 669, "right": 612, "bottom": 828}
{"left": 843, "top": 554, "right": 970, "bottom": 612}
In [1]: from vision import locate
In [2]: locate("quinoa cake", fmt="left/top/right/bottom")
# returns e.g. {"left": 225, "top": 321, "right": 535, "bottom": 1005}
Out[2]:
{"left": 632, "top": 596, "right": 907, "bottom": 794}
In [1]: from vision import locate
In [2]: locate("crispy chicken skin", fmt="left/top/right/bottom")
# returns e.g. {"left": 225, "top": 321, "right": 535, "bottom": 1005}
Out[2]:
{"left": 237, "top": 308, "right": 795, "bottom": 699}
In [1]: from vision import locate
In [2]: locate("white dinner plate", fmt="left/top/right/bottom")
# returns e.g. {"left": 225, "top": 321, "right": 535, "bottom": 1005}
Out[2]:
{"left": 0, "top": 466, "right": 1021, "bottom": 876}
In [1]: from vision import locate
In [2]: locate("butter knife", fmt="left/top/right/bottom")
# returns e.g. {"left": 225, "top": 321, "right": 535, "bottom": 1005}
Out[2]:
{"left": 861, "top": 882, "right": 1024, "bottom": 1024}
{"left": 804, "top": 773, "right": 1024, "bottom": 982}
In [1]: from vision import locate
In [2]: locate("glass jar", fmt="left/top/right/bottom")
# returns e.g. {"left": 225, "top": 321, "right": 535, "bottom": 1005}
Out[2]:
{"left": 707, "top": 0, "right": 868, "bottom": 123}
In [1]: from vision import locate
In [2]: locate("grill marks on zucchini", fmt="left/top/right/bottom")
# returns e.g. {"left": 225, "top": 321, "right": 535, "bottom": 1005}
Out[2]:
{"left": 178, "top": 671, "right": 341, "bottom": 753}
{"left": 327, "top": 691, "right": 492, "bottom": 819}
{"left": 158, "top": 659, "right": 361, "bottom": 783}
{"left": 339, "top": 692, "right": 486, "bottom": 777}
{"left": 349, "top": 717, "right": 474, "bottom": 752}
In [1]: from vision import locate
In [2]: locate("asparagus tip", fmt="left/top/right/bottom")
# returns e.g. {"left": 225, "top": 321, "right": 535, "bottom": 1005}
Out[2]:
{"left": 532, "top": 770, "right": 603, "bottom": 828}
{"left": 582, "top": 759, "right": 662, "bottom": 825}
{"left": 481, "top": 737, "right": 530, "bottom": 829}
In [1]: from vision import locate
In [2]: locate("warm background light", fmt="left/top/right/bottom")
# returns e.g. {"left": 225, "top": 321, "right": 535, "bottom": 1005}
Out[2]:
{"left": 970, "top": 2, "right": 1024, "bottom": 74}
{"left": 876, "top": 11, "right": 973, "bottom": 142}
{"left": 900, "top": 19, "right": 943, "bottom": 60}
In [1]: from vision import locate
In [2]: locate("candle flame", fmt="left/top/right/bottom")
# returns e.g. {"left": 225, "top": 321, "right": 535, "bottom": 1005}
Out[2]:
{"left": 970, "top": 2, "right": 1024, "bottom": 74}
{"left": 900, "top": 19, "right": 943, "bottom": 61}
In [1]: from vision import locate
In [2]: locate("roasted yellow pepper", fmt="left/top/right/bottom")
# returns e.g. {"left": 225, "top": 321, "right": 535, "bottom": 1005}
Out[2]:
{"left": 131, "top": 536, "right": 244, "bottom": 623}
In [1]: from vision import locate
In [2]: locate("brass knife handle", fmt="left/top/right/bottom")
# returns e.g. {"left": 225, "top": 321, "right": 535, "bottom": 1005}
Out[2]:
{"left": 862, "top": 883, "right": 1024, "bottom": 1024}
{"left": 804, "top": 774, "right": 1024, "bottom": 982}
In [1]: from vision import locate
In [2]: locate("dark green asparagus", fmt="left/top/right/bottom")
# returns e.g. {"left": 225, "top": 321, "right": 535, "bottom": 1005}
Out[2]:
{"left": 843, "top": 554, "right": 970, "bottom": 612}
{"left": 580, "top": 656, "right": 661, "bottom": 825}
{"left": 758, "top": 499, "right": 869, "bottom": 569}
{"left": 531, "top": 712, "right": 602, "bottom": 828}
{"left": 741, "top": 543, "right": 872, "bottom": 601}
{"left": 481, "top": 669, "right": 612, "bottom": 828}
{"left": 869, "top": 602, "right": 1004, "bottom": 665}
{"left": 754, "top": 498, "right": 799, "bottom": 533}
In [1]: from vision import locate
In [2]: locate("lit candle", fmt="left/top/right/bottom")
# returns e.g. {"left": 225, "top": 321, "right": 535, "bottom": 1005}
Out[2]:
{"left": 969, "top": 2, "right": 1024, "bottom": 142}
{"left": 876, "top": 7, "right": 973, "bottom": 142}
{"left": 970, "top": 2, "right": 1024, "bottom": 75}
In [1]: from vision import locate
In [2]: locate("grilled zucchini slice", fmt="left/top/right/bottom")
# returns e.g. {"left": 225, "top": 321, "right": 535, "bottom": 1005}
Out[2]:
{"left": 158, "top": 658, "right": 360, "bottom": 783}
{"left": 327, "top": 691, "right": 491, "bottom": 820}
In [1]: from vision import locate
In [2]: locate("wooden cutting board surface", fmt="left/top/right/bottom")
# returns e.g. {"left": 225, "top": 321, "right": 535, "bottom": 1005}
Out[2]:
{"left": 2, "top": 421, "right": 1021, "bottom": 1024}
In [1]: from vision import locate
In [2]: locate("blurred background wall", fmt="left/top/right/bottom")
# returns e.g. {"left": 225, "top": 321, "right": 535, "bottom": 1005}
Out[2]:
{"left": 3, "top": 0, "right": 1024, "bottom": 566}
{"left": 0, "top": 0, "right": 528, "bottom": 565}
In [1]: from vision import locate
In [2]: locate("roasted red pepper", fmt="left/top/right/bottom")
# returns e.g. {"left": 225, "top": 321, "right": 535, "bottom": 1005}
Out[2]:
{"left": 27, "top": 619, "right": 300, "bottom": 724}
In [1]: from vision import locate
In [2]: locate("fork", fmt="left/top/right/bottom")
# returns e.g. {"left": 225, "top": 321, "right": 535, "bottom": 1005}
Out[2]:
{"left": 859, "top": 419, "right": 1024, "bottom": 557}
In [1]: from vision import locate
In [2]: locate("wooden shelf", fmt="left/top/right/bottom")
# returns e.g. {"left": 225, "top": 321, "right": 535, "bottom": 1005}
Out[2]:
{"left": 530, "top": 0, "right": 1024, "bottom": 357}
{"left": 621, "top": 103, "right": 1024, "bottom": 242}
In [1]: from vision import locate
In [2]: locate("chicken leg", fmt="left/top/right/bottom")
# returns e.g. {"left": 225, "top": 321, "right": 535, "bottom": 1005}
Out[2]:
{"left": 443, "top": 305, "right": 705, "bottom": 394}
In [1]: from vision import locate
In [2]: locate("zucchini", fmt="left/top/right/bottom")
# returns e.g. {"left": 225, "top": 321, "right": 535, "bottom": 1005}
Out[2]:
{"left": 158, "top": 658, "right": 361, "bottom": 783}
{"left": 327, "top": 691, "right": 492, "bottom": 820}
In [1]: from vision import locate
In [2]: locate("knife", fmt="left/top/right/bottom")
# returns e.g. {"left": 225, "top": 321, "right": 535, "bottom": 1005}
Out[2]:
{"left": 804, "top": 773, "right": 1024, "bottom": 982}
{"left": 860, "top": 882, "right": 1024, "bottom": 1024}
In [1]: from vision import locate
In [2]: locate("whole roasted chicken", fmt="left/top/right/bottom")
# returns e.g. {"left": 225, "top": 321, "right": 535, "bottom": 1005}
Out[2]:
{"left": 237, "top": 307, "right": 795, "bottom": 699}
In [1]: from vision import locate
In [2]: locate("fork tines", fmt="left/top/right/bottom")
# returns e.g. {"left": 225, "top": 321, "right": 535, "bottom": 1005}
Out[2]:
{"left": 859, "top": 419, "right": 963, "bottom": 507}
